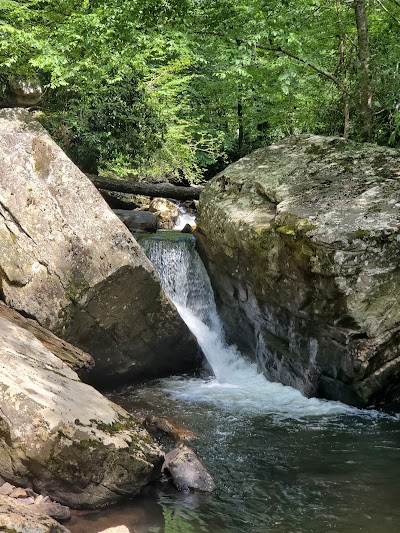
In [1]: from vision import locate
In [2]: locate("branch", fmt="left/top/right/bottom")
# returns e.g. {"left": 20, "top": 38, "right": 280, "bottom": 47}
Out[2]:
{"left": 194, "top": 30, "right": 345, "bottom": 92}
{"left": 256, "top": 44, "right": 345, "bottom": 91}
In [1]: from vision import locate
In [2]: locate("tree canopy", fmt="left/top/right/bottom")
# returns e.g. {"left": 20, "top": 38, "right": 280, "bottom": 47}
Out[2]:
{"left": 1, "top": 0, "right": 399, "bottom": 181}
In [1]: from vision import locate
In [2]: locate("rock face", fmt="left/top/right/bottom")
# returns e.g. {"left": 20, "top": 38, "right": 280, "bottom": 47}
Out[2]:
{"left": 197, "top": 135, "right": 400, "bottom": 407}
{"left": 0, "top": 301, "right": 94, "bottom": 378}
{"left": 0, "top": 108, "right": 199, "bottom": 383}
{"left": 0, "top": 313, "right": 163, "bottom": 508}
{"left": 0, "top": 495, "right": 69, "bottom": 533}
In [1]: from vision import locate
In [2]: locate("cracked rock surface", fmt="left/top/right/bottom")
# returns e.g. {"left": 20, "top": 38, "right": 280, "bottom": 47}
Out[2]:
{"left": 197, "top": 135, "right": 400, "bottom": 408}
{"left": 0, "top": 313, "right": 163, "bottom": 508}
{"left": 0, "top": 108, "right": 199, "bottom": 384}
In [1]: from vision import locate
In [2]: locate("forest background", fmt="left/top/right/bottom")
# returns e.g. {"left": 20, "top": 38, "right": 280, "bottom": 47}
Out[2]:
{"left": 1, "top": 0, "right": 399, "bottom": 183}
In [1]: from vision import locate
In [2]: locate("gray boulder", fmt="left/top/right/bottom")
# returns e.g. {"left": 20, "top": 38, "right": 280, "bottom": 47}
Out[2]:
{"left": 197, "top": 135, "right": 400, "bottom": 407}
{"left": 113, "top": 208, "right": 157, "bottom": 232}
{"left": 0, "top": 108, "right": 199, "bottom": 383}
{"left": 0, "top": 313, "right": 163, "bottom": 508}
{"left": 164, "top": 444, "right": 215, "bottom": 492}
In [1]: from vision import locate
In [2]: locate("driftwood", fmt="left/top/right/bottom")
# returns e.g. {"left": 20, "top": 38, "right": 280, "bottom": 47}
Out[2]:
{"left": 86, "top": 174, "right": 204, "bottom": 200}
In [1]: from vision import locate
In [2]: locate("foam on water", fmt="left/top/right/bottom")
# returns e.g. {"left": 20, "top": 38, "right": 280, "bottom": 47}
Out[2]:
{"left": 142, "top": 237, "right": 363, "bottom": 419}
{"left": 174, "top": 205, "right": 196, "bottom": 230}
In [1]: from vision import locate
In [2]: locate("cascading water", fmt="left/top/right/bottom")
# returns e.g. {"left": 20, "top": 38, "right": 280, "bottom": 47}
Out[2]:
{"left": 142, "top": 235, "right": 356, "bottom": 418}
{"left": 70, "top": 234, "right": 400, "bottom": 533}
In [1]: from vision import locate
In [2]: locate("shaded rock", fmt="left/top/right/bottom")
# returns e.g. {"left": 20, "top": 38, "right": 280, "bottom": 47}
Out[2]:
{"left": 149, "top": 198, "right": 179, "bottom": 229}
{"left": 113, "top": 209, "right": 157, "bottom": 232}
{"left": 0, "top": 78, "right": 42, "bottom": 107}
{"left": 0, "top": 301, "right": 94, "bottom": 378}
{"left": 0, "top": 495, "right": 69, "bottom": 532}
{"left": 100, "top": 190, "right": 148, "bottom": 210}
{"left": 0, "top": 313, "right": 163, "bottom": 509}
{"left": 163, "top": 444, "right": 215, "bottom": 492}
{"left": 33, "top": 502, "right": 71, "bottom": 521}
{"left": 0, "top": 108, "right": 199, "bottom": 384}
{"left": 197, "top": 135, "right": 400, "bottom": 407}
{"left": 181, "top": 223, "right": 194, "bottom": 234}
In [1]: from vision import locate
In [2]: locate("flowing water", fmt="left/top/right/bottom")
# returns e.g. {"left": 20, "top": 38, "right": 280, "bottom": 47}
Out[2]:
{"left": 69, "top": 234, "right": 400, "bottom": 533}
{"left": 174, "top": 205, "right": 196, "bottom": 230}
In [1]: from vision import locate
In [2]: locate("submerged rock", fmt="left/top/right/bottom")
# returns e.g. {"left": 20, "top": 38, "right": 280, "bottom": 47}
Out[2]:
{"left": 0, "top": 313, "right": 163, "bottom": 508}
{"left": 0, "top": 495, "right": 69, "bottom": 532}
{"left": 163, "top": 444, "right": 215, "bottom": 492}
{"left": 143, "top": 416, "right": 197, "bottom": 441}
{"left": 197, "top": 135, "right": 400, "bottom": 407}
{"left": 0, "top": 108, "right": 199, "bottom": 384}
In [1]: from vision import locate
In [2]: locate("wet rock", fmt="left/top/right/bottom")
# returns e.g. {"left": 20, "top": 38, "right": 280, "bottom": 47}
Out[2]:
{"left": 149, "top": 198, "right": 179, "bottom": 229}
{"left": 164, "top": 444, "right": 215, "bottom": 492}
{"left": 143, "top": 416, "right": 197, "bottom": 441}
{"left": 181, "top": 223, "right": 194, "bottom": 234}
{"left": 0, "top": 495, "right": 69, "bottom": 533}
{"left": 113, "top": 208, "right": 157, "bottom": 232}
{"left": 0, "top": 313, "right": 163, "bottom": 509}
{"left": 197, "top": 134, "right": 400, "bottom": 407}
{"left": 0, "top": 108, "right": 199, "bottom": 384}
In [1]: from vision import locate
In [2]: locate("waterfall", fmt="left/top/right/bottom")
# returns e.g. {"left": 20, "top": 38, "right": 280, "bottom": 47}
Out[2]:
{"left": 142, "top": 235, "right": 357, "bottom": 418}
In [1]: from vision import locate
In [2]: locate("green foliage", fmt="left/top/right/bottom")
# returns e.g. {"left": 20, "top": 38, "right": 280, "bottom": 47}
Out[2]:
{"left": 1, "top": 0, "right": 400, "bottom": 180}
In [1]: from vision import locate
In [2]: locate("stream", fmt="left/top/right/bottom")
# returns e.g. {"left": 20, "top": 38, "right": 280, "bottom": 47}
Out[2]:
{"left": 69, "top": 232, "right": 400, "bottom": 533}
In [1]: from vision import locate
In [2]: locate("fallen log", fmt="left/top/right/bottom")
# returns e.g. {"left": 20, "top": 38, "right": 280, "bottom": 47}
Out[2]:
{"left": 86, "top": 174, "right": 204, "bottom": 200}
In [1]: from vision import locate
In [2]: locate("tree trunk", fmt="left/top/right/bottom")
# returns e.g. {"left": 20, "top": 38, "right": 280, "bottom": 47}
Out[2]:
{"left": 238, "top": 99, "right": 244, "bottom": 153}
{"left": 336, "top": 0, "right": 350, "bottom": 138}
{"left": 86, "top": 174, "right": 204, "bottom": 200}
{"left": 354, "top": 0, "right": 373, "bottom": 141}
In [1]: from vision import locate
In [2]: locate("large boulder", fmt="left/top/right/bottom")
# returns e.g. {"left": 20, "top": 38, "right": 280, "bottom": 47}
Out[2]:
{"left": 197, "top": 135, "right": 400, "bottom": 408}
{"left": 0, "top": 313, "right": 163, "bottom": 508}
{"left": 0, "top": 108, "right": 199, "bottom": 383}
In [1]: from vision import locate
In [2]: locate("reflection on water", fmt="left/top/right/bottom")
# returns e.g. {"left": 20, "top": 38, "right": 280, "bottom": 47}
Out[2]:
{"left": 68, "top": 379, "right": 400, "bottom": 533}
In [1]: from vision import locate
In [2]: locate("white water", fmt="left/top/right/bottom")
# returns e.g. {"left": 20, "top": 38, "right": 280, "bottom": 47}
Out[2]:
{"left": 143, "top": 237, "right": 360, "bottom": 419}
{"left": 174, "top": 205, "right": 196, "bottom": 230}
